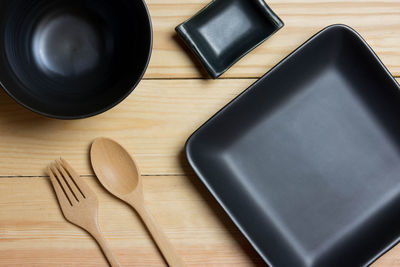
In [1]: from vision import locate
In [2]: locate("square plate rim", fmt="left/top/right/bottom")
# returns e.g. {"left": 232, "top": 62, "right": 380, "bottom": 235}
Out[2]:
{"left": 185, "top": 23, "right": 400, "bottom": 266}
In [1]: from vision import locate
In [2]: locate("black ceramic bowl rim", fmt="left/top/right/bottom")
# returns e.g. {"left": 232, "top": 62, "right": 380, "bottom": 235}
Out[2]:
{"left": 0, "top": 1, "right": 153, "bottom": 120}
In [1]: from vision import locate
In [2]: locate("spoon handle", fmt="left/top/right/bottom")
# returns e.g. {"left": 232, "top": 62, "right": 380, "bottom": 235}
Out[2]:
{"left": 135, "top": 204, "right": 186, "bottom": 267}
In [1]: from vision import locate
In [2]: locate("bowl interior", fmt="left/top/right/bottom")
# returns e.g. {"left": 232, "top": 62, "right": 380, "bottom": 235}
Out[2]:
{"left": 0, "top": 0, "right": 152, "bottom": 119}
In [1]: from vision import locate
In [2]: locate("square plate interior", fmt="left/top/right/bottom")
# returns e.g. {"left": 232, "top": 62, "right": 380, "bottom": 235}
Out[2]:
{"left": 176, "top": 0, "right": 283, "bottom": 78}
{"left": 186, "top": 25, "right": 400, "bottom": 267}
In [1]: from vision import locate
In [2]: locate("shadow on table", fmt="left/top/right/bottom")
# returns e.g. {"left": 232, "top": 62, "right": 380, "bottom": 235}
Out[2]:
{"left": 172, "top": 33, "right": 211, "bottom": 80}
{"left": 0, "top": 88, "right": 59, "bottom": 127}
{"left": 178, "top": 149, "right": 266, "bottom": 266}
{"left": 0, "top": 89, "right": 77, "bottom": 177}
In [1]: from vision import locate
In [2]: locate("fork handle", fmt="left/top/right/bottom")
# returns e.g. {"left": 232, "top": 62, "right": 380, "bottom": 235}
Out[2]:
{"left": 89, "top": 226, "right": 121, "bottom": 267}
{"left": 135, "top": 204, "right": 186, "bottom": 267}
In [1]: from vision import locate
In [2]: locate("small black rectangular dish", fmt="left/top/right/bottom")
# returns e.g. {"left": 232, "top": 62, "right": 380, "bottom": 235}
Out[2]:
{"left": 176, "top": 0, "right": 283, "bottom": 79}
{"left": 186, "top": 24, "right": 400, "bottom": 266}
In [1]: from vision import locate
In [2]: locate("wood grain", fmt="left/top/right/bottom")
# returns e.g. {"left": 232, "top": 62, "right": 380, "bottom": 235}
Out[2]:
{"left": 0, "top": 79, "right": 254, "bottom": 177}
{"left": 0, "top": 176, "right": 264, "bottom": 266}
{"left": 0, "top": 1, "right": 399, "bottom": 265}
{"left": 90, "top": 138, "right": 186, "bottom": 266}
{"left": 48, "top": 159, "right": 121, "bottom": 267}
{"left": 145, "top": 0, "right": 400, "bottom": 78}
{"left": 0, "top": 175, "right": 399, "bottom": 266}
{"left": 1, "top": 78, "right": 399, "bottom": 177}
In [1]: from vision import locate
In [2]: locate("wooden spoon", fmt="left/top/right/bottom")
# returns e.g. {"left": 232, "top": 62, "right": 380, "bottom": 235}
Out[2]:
{"left": 90, "top": 138, "right": 185, "bottom": 267}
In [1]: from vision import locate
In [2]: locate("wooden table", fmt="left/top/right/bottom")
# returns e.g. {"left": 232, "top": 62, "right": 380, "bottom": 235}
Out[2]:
{"left": 1, "top": 0, "right": 399, "bottom": 266}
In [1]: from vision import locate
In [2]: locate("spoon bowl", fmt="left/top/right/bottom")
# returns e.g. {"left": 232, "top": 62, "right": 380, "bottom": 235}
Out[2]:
{"left": 91, "top": 138, "right": 139, "bottom": 196}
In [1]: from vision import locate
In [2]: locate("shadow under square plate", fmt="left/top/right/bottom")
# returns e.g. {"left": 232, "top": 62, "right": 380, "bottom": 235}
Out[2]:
{"left": 175, "top": 0, "right": 284, "bottom": 78}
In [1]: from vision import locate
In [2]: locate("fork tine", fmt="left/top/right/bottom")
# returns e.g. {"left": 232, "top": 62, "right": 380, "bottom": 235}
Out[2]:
{"left": 55, "top": 160, "right": 83, "bottom": 201}
{"left": 60, "top": 158, "right": 93, "bottom": 197}
{"left": 50, "top": 163, "right": 78, "bottom": 205}
{"left": 48, "top": 166, "right": 73, "bottom": 207}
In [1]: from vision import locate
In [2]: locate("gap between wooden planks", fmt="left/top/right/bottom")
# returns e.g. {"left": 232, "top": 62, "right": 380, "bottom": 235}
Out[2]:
{"left": 0, "top": 78, "right": 399, "bottom": 266}
{"left": 0, "top": 79, "right": 254, "bottom": 177}
{"left": 0, "top": 0, "right": 399, "bottom": 265}
{"left": 0, "top": 78, "right": 399, "bottom": 177}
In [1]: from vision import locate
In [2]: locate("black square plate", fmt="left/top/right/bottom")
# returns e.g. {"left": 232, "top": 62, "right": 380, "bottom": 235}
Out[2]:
{"left": 176, "top": 0, "right": 283, "bottom": 79}
{"left": 186, "top": 25, "right": 400, "bottom": 266}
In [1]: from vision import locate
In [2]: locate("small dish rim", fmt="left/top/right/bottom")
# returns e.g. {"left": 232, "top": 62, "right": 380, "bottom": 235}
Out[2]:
{"left": 175, "top": 0, "right": 284, "bottom": 79}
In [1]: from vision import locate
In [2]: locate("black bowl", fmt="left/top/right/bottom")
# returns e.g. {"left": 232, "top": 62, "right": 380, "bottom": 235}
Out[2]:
{"left": 0, "top": 0, "right": 152, "bottom": 119}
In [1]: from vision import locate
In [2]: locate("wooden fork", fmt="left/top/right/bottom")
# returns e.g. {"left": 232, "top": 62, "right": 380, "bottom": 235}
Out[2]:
{"left": 47, "top": 158, "right": 121, "bottom": 267}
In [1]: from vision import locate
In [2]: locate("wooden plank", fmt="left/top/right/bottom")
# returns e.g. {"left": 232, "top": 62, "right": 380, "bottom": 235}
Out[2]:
{"left": 374, "top": 245, "right": 400, "bottom": 267}
{"left": 1, "top": 78, "right": 399, "bottom": 177}
{"left": 0, "top": 175, "right": 399, "bottom": 266}
{"left": 0, "top": 79, "right": 254, "bottom": 176}
{"left": 145, "top": 0, "right": 400, "bottom": 78}
{"left": 0, "top": 176, "right": 264, "bottom": 266}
